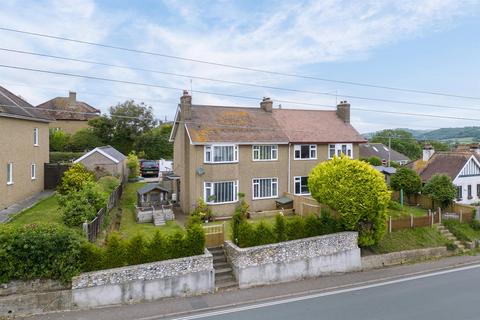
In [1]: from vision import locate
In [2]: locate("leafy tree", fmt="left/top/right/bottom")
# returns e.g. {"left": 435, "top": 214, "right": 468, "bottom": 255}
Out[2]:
{"left": 135, "top": 124, "right": 173, "bottom": 159}
{"left": 49, "top": 129, "right": 71, "bottom": 151}
{"left": 68, "top": 128, "right": 102, "bottom": 152}
{"left": 126, "top": 151, "right": 140, "bottom": 179}
{"left": 362, "top": 156, "right": 382, "bottom": 166}
{"left": 422, "top": 174, "right": 456, "bottom": 208}
{"left": 428, "top": 140, "right": 450, "bottom": 152}
{"left": 308, "top": 156, "right": 391, "bottom": 246}
{"left": 108, "top": 100, "right": 157, "bottom": 154}
{"left": 370, "top": 129, "right": 422, "bottom": 160}
{"left": 88, "top": 116, "right": 114, "bottom": 144}
{"left": 57, "top": 163, "right": 95, "bottom": 195}
{"left": 390, "top": 167, "right": 422, "bottom": 195}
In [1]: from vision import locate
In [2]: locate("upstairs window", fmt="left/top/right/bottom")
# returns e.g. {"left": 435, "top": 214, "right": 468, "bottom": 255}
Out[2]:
{"left": 294, "top": 145, "right": 317, "bottom": 160}
{"left": 252, "top": 145, "right": 278, "bottom": 161}
{"left": 7, "top": 163, "right": 13, "bottom": 185}
{"left": 204, "top": 145, "right": 238, "bottom": 163}
{"left": 33, "top": 128, "right": 39, "bottom": 146}
{"left": 329, "top": 144, "right": 353, "bottom": 159}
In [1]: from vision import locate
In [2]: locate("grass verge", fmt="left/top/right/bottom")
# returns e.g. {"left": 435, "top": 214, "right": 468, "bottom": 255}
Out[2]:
{"left": 8, "top": 195, "right": 62, "bottom": 225}
{"left": 443, "top": 220, "right": 480, "bottom": 242}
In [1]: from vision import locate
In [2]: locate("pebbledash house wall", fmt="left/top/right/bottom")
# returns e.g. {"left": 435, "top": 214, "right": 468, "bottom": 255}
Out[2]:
{"left": 224, "top": 231, "right": 361, "bottom": 289}
{"left": 0, "top": 117, "right": 49, "bottom": 209}
{"left": 71, "top": 249, "right": 214, "bottom": 308}
{"left": 176, "top": 141, "right": 360, "bottom": 216}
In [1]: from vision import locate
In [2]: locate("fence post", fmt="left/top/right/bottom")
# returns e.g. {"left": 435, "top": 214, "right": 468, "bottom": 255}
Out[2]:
{"left": 82, "top": 220, "right": 89, "bottom": 239}
{"left": 430, "top": 211, "right": 434, "bottom": 227}
{"left": 389, "top": 216, "right": 392, "bottom": 233}
{"left": 410, "top": 214, "right": 414, "bottom": 228}
{"left": 438, "top": 207, "right": 442, "bottom": 224}
{"left": 460, "top": 210, "right": 463, "bottom": 223}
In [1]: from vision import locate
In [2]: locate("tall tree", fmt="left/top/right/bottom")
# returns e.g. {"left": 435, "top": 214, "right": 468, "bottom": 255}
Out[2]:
{"left": 135, "top": 124, "right": 173, "bottom": 160}
{"left": 370, "top": 129, "right": 422, "bottom": 160}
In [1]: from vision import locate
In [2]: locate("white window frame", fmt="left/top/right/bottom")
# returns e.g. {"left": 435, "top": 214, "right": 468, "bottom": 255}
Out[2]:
{"left": 204, "top": 180, "right": 239, "bottom": 204}
{"left": 294, "top": 176, "right": 310, "bottom": 195}
{"left": 33, "top": 128, "right": 39, "bottom": 146}
{"left": 31, "top": 163, "right": 36, "bottom": 180}
{"left": 328, "top": 143, "right": 353, "bottom": 159}
{"left": 294, "top": 144, "right": 317, "bottom": 160}
{"left": 252, "top": 177, "right": 278, "bottom": 200}
{"left": 252, "top": 145, "right": 278, "bottom": 161}
{"left": 204, "top": 144, "right": 239, "bottom": 164}
{"left": 7, "top": 163, "right": 13, "bottom": 185}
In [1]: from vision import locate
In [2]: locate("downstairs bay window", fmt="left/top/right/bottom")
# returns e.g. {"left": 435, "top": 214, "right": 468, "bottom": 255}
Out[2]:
{"left": 204, "top": 181, "right": 238, "bottom": 204}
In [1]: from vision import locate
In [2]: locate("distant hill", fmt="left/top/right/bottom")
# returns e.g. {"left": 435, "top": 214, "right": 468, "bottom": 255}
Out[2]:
{"left": 363, "top": 127, "right": 480, "bottom": 143}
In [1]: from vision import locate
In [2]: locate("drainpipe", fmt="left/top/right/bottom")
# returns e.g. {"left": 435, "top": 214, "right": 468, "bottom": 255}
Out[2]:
{"left": 288, "top": 143, "right": 291, "bottom": 194}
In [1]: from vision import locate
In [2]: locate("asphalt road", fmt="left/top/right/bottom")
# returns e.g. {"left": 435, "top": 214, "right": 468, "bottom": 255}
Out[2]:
{"left": 167, "top": 264, "right": 480, "bottom": 320}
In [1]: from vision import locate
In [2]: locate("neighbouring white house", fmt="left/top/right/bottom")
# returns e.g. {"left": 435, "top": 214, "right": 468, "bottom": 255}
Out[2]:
{"left": 409, "top": 144, "right": 480, "bottom": 205}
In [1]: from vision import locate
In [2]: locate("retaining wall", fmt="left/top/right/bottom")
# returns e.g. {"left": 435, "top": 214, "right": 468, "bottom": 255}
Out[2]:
{"left": 361, "top": 247, "right": 450, "bottom": 270}
{"left": 71, "top": 249, "right": 214, "bottom": 308}
{"left": 224, "top": 232, "right": 361, "bottom": 288}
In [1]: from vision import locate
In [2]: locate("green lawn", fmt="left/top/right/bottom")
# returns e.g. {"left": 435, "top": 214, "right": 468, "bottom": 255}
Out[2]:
{"left": 8, "top": 195, "right": 62, "bottom": 225}
{"left": 369, "top": 227, "right": 449, "bottom": 254}
{"left": 117, "top": 182, "right": 184, "bottom": 240}
{"left": 443, "top": 220, "right": 480, "bottom": 242}
{"left": 387, "top": 205, "right": 428, "bottom": 219}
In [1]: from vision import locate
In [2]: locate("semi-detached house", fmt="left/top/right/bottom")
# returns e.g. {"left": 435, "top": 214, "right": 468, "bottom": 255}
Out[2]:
{"left": 170, "top": 91, "right": 366, "bottom": 216}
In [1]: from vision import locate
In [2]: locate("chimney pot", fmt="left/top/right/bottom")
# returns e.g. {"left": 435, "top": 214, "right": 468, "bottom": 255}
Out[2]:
{"left": 180, "top": 90, "right": 192, "bottom": 120}
{"left": 260, "top": 97, "right": 273, "bottom": 112}
{"left": 336, "top": 101, "right": 350, "bottom": 123}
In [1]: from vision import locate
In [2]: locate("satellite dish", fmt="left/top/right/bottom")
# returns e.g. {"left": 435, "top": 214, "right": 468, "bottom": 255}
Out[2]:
{"left": 196, "top": 167, "right": 205, "bottom": 176}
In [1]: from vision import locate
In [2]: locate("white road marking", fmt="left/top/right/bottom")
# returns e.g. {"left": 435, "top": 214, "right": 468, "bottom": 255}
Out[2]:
{"left": 150, "top": 263, "right": 480, "bottom": 320}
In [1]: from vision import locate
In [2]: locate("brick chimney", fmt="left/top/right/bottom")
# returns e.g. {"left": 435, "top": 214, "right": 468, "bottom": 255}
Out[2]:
{"left": 260, "top": 97, "right": 273, "bottom": 112}
{"left": 336, "top": 101, "right": 350, "bottom": 123}
{"left": 423, "top": 144, "right": 434, "bottom": 162}
{"left": 68, "top": 91, "right": 76, "bottom": 107}
{"left": 180, "top": 90, "right": 192, "bottom": 120}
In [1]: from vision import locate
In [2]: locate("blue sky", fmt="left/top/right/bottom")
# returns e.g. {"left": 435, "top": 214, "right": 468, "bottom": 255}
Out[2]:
{"left": 0, "top": 0, "right": 479, "bottom": 132}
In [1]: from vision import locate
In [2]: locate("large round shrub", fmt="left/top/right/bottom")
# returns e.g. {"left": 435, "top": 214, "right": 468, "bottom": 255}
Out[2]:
{"left": 57, "top": 163, "right": 95, "bottom": 195}
{"left": 308, "top": 156, "right": 391, "bottom": 246}
{"left": 422, "top": 174, "right": 456, "bottom": 208}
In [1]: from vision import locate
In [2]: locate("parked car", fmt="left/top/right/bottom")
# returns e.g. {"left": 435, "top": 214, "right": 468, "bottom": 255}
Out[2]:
{"left": 140, "top": 160, "right": 159, "bottom": 177}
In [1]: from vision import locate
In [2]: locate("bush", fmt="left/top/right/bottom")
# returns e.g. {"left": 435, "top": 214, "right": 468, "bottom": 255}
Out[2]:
{"left": 59, "top": 182, "right": 107, "bottom": 227}
{"left": 309, "top": 156, "right": 390, "bottom": 246}
{"left": 388, "top": 200, "right": 403, "bottom": 211}
{"left": 147, "top": 231, "right": 167, "bottom": 262}
{"left": 274, "top": 214, "right": 287, "bottom": 242}
{"left": 286, "top": 216, "right": 306, "bottom": 240}
{"left": 68, "top": 128, "right": 102, "bottom": 152}
{"left": 185, "top": 222, "right": 206, "bottom": 256}
{"left": 97, "top": 176, "right": 121, "bottom": 194}
{"left": 470, "top": 219, "right": 480, "bottom": 231}
{"left": 80, "top": 241, "right": 105, "bottom": 272}
{"left": 251, "top": 222, "right": 275, "bottom": 246}
{"left": 362, "top": 156, "right": 382, "bottom": 166}
{"left": 127, "top": 151, "right": 140, "bottom": 179}
{"left": 422, "top": 174, "right": 456, "bottom": 209}
{"left": 57, "top": 163, "right": 95, "bottom": 195}
{"left": 390, "top": 167, "right": 422, "bottom": 195}
{"left": 231, "top": 197, "right": 249, "bottom": 245}
{"left": 0, "top": 224, "right": 83, "bottom": 283}
{"left": 104, "top": 233, "right": 127, "bottom": 268}
{"left": 50, "top": 152, "right": 83, "bottom": 163}
{"left": 50, "top": 129, "right": 71, "bottom": 152}
{"left": 191, "top": 198, "right": 213, "bottom": 222}
{"left": 126, "top": 234, "right": 148, "bottom": 265}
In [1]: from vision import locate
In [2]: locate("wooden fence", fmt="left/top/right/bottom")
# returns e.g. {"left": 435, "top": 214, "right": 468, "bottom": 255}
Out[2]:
{"left": 84, "top": 181, "right": 125, "bottom": 242}
{"left": 44, "top": 163, "right": 71, "bottom": 189}
{"left": 284, "top": 193, "right": 339, "bottom": 217}
{"left": 203, "top": 223, "right": 226, "bottom": 248}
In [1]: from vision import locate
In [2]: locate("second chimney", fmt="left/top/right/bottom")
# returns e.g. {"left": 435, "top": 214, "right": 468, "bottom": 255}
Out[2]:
{"left": 180, "top": 90, "right": 192, "bottom": 120}
{"left": 336, "top": 101, "right": 350, "bottom": 123}
{"left": 423, "top": 144, "right": 434, "bottom": 162}
{"left": 68, "top": 91, "right": 76, "bottom": 106}
{"left": 260, "top": 97, "right": 273, "bottom": 112}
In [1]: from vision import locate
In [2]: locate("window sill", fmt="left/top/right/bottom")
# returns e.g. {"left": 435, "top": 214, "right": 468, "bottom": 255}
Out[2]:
{"left": 205, "top": 200, "right": 239, "bottom": 205}
{"left": 31, "top": 178, "right": 37, "bottom": 181}
{"left": 293, "top": 158, "right": 317, "bottom": 161}
{"left": 6, "top": 182, "right": 14, "bottom": 186}
{"left": 204, "top": 161, "right": 239, "bottom": 165}
{"left": 294, "top": 193, "right": 311, "bottom": 196}
{"left": 252, "top": 196, "right": 279, "bottom": 201}
{"left": 252, "top": 159, "right": 279, "bottom": 162}
{"left": 33, "top": 144, "right": 39, "bottom": 147}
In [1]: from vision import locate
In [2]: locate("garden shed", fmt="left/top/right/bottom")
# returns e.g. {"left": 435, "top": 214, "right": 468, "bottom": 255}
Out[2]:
{"left": 137, "top": 183, "right": 170, "bottom": 207}
{"left": 74, "top": 146, "right": 127, "bottom": 180}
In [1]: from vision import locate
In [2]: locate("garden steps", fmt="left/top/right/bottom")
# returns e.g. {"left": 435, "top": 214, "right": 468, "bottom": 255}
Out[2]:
{"left": 210, "top": 246, "right": 237, "bottom": 291}
{"left": 153, "top": 211, "right": 165, "bottom": 226}
{"left": 435, "top": 224, "right": 466, "bottom": 252}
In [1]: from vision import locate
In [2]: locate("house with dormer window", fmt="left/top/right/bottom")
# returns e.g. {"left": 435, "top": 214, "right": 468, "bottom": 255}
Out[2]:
{"left": 409, "top": 145, "right": 480, "bottom": 205}
{"left": 169, "top": 91, "right": 366, "bottom": 216}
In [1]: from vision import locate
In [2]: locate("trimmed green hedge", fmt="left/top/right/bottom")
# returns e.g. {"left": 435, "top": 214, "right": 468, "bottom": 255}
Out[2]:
{"left": 50, "top": 152, "right": 83, "bottom": 163}
{"left": 1, "top": 221, "right": 206, "bottom": 283}
{"left": 233, "top": 212, "right": 342, "bottom": 248}
{"left": 0, "top": 224, "right": 83, "bottom": 283}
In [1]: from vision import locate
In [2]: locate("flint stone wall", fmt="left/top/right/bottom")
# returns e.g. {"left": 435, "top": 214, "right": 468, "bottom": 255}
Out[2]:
{"left": 225, "top": 232, "right": 361, "bottom": 288}
{"left": 72, "top": 249, "right": 214, "bottom": 308}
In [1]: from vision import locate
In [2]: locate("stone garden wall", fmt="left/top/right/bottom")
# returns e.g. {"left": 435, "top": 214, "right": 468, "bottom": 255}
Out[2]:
{"left": 72, "top": 249, "right": 214, "bottom": 308}
{"left": 224, "top": 232, "right": 361, "bottom": 288}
